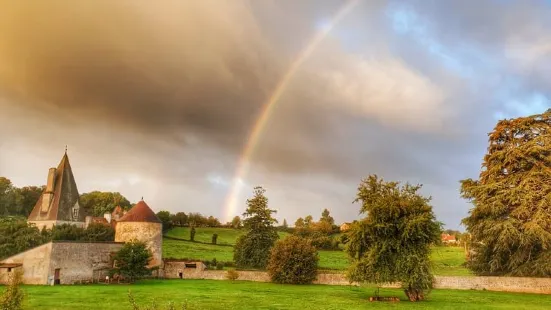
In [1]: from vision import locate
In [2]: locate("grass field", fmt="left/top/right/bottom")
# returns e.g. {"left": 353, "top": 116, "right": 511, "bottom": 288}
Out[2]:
{"left": 163, "top": 227, "right": 472, "bottom": 275}
{"left": 9, "top": 279, "right": 551, "bottom": 309}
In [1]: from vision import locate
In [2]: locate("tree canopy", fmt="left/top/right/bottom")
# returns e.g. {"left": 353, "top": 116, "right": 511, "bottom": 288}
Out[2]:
{"left": 461, "top": 109, "right": 551, "bottom": 276}
{"left": 112, "top": 240, "right": 152, "bottom": 282}
{"left": 234, "top": 186, "right": 279, "bottom": 269}
{"left": 80, "top": 191, "right": 132, "bottom": 216}
{"left": 346, "top": 175, "right": 441, "bottom": 301}
{"left": 0, "top": 177, "right": 44, "bottom": 217}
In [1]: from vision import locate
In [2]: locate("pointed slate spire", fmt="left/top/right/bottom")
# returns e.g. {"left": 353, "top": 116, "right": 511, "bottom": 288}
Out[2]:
{"left": 28, "top": 151, "right": 86, "bottom": 224}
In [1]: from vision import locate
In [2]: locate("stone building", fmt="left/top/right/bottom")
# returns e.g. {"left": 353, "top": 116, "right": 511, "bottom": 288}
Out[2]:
{"left": 115, "top": 200, "right": 163, "bottom": 268}
{"left": 27, "top": 151, "right": 87, "bottom": 230}
{"left": 0, "top": 151, "right": 166, "bottom": 285}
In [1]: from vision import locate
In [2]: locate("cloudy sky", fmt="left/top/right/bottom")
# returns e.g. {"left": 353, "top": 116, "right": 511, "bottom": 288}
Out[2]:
{"left": 0, "top": 0, "right": 550, "bottom": 229}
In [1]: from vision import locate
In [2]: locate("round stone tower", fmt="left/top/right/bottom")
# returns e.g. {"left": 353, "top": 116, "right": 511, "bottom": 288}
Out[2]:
{"left": 115, "top": 199, "right": 162, "bottom": 267}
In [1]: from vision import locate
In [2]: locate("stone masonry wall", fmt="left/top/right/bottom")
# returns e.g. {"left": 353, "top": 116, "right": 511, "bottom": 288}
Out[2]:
{"left": 173, "top": 270, "right": 551, "bottom": 294}
{"left": 0, "top": 242, "right": 53, "bottom": 285}
{"left": 49, "top": 242, "right": 123, "bottom": 285}
{"left": 115, "top": 222, "right": 162, "bottom": 267}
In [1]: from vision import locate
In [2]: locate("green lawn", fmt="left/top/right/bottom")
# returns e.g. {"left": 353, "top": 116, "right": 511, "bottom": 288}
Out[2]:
{"left": 9, "top": 279, "right": 551, "bottom": 309}
{"left": 163, "top": 227, "right": 471, "bottom": 275}
{"left": 165, "top": 227, "right": 289, "bottom": 245}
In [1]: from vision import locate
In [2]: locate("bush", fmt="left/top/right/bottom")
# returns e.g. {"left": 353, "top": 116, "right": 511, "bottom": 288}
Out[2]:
{"left": 190, "top": 226, "right": 196, "bottom": 242}
{"left": 216, "top": 262, "right": 224, "bottom": 270}
{"left": 226, "top": 269, "right": 239, "bottom": 281}
{"left": 267, "top": 235, "right": 318, "bottom": 284}
{"left": 310, "top": 235, "right": 333, "bottom": 250}
{"left": 112, "top": 240, "right": 152, "bottom": 283}
{"left": 0, "top": 271, "right": 24, "bottom": 310}
{"left": 212, "top": 233, "right": 218, "bottom": 245}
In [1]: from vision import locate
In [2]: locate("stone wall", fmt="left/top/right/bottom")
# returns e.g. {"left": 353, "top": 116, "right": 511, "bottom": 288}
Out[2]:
{"left": 49, "top": 241, "right": 123, "bottom": 285}
{"left": 172, "top": 270, "right": 551, "bottom": 294}
{"left": 0, "top": 243, "right": 53, "bottom": 285}
{"left": 115, "top": 222, "right": 162, "bottom": 267}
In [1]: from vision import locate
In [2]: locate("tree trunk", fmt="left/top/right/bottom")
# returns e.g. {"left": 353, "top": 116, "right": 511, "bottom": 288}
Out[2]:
{"left": 404, "top": 287, "right": 424, "bottom": 302}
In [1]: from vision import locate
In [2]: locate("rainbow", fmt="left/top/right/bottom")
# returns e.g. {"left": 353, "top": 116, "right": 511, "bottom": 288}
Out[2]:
{"left": 223, "top": 0, "right": 360, "bottom": 221}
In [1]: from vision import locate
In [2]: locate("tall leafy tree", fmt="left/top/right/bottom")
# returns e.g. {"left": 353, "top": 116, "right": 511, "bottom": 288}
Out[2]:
{"left": 461, "top": 109, "right": 551, "bottom": 276}
{"left": 231, "top": 216, "right": 242, "bottom": 229}
{"left": 0, "top": 217, "right": 50, "bottom": 260}
{"left": 346, "top": 175, "right": 441, "bottom": 301}
{"left": 14, "top": 186, "right": 45, "bottom": 216}
{"left": 320, "top": 208, "right": 335, "bottom": 226}
{"left": 0, "top": 177, "right": 16, "bottom": 216}
{"left": 80, "top": 191, "right": 132, "bottom": 216}
{"left": 156, "top": 210, "right": 173, "bottom": 232}
{"left": 234, "top": 186, "right": 279, "bottom": 269}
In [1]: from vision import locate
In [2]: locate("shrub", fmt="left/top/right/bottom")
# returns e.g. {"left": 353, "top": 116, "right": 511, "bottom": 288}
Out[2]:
{"left": 0, "top": 271, "right": 24, "bottom": 310}
{"left": 267, "top": 235, "right": 318, "bottom": 284}
{"left": 216, "top": 262, "right": 224, "bottom": 270}
{"left": 190, "top": 226, "right": 196, "bottom": 242}
{"left": 211, "top": 233, "right": 218, "bottom": 245}
{"left": 226, "top": 269, "right": 239, "bottom": 281}
{"left": 112, "top": 240, "right": 152, "bottom": 283}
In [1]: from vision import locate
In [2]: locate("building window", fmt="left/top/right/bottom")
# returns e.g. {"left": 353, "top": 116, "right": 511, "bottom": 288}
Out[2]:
{"left": 73, "top": 208, "right": 79, "bottom": 219}
{"left": 7, "top": 268, "right": 11, "bottom": 272}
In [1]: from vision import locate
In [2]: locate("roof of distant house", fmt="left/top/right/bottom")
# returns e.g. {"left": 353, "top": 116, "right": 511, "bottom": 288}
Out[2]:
{"left": 118, "top": 200, "right": 161, "bottom": 223}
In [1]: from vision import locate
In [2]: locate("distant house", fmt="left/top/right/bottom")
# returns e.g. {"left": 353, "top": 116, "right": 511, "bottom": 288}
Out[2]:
{"left": 340, "top": 223, "right": 351, "bottom": 232}
{"left": 441, "top": 233, "right": 458, "bottom": 244}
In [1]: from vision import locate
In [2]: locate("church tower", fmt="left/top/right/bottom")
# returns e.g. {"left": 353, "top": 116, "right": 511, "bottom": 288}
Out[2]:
{"left": 115, "top": 199, "right": 163, "bottom": 268}
{"left": 28, "top": 151, "right": 86, "bottom": 230}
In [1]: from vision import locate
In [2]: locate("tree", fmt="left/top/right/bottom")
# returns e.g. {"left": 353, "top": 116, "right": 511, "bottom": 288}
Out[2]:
{"left": 233, "top": 186, "right": 279, "bottom": 269}
{"left": 190, "top": 225, "right": 196, "bottom": 241}
{"left": 294, "top": 217, "right": 305, "bottom": 229}
{"left": 231, "top": 216, "right": 242, "bottom": 229}
{"left": 112, "top": 240, "right": 152, "bottom": 282}
{"left": 320, "top": 209, "right": 334, "bottom": 226}
{"left": 0, "top": 217, "right": 50, "bottom": 260}
{"left": 156, "top": 211, "right": 173, "bottom": 232}
{"left": 212, "top": 233, "right": 218, "bottom": 245}
{"left": 282, "top": 219, "right": 288, "bottom": 229}
{"left": 461, "top": 109, "right": 551, "bottom": 276}
{"left": 304, "top": 215, "right": 313, "bottom": 227}
{"left": 80, "top": 191, "right": 132, "bottom": 217}
{"left": 346, "top": 175, "right": 441, "bottom": 302}
{"left": 171, "top": 212, "right": 188, "bottom": 227}
{"left": 0, "top": 177, "right": 16, "bottom": 216}
{"left": 267, "top": 235, "right": 318, "bottom": 284}
{"left": 82, "top": 223, "right": 115, "bottom": 242}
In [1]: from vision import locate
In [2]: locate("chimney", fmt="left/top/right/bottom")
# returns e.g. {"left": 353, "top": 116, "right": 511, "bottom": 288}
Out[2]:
{"left": 46, "top": 168, "right": 56, "bottom": 193}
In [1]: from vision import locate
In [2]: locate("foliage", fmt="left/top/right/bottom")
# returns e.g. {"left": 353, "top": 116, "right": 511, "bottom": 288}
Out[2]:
{"left": 80, "top": 191, "right": 132, "bottom": 217}
{"left": 233, "top": 186, "right": 279, "bottom": 269}
{"left": 156, "top": 211, "right": 173, "bottom": 232}
{"left": 211, "top": 233, "right": 218, "bottom": 245}
{"left": 231, "top": 216, "right": 241, "bottom": 229}
{"left": 0, "top": 271, "right": 24, "bottom": 310}
{"left": 225, "top": 269, "right": 239, "bottom": 281}
{"left": 170, "top": 212, "right": 188, "bottom": 227}
{"left": 282, "top": 219, "right": 288, "bottom": 228}
{"left": 461, "top": 109, "right": 551, "bottom": 277}
{"left": 188, "top": 213, "right": 220, "bottom": 227}
{"left": 267, "top": 235, "right": 318, "bottom": 284}
{"left": 294, "top": 217, "right": 304, "bottom": 229}
{"left": 320, "top": 209, "right": 334, "bottom": 226}
{"left": 190, "top": 226, "right": 196, "bottom": 241}
{"left": 346, "top": 175, "right": 441, "bottom": 301}
{"left": 0, "top": 217, "right": 50, "bottom": 260}
{"left": 51, "top": 223, "right": 114, "bottom": 242}
{"left": 112, "top": 240, "right": 153, "bottom": 282}
{"left": 0, "top": 177, "right": 44, "bottom": 217}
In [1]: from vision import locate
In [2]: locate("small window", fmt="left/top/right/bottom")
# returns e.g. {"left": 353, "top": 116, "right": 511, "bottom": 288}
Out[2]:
{"left": 7, "top": 268, "right": 12, "bottom": 272}
{"left": 73, "top": 208, "right": 79, "bottom": 219}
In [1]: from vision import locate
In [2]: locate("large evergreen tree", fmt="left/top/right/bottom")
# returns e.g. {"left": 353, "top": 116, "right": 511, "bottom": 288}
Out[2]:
{"left": 461, "top": 109, "right": 551, "bottom": 276}
{"left": 346, "top": 175, "right": 441, "bottom": 301}
{"left": 233, "top": 186, "right": 279, "bottom": 269}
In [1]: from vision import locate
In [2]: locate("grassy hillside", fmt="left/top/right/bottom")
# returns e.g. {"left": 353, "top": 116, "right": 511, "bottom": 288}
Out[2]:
{"left": 12, "top": 279, "right": 551, "bottom": 309}
{"left": 162, "top": 227, "right": 471, "bottom": 275}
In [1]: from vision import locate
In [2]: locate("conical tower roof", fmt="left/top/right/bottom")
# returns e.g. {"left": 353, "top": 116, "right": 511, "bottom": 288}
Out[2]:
{"left": 28, "top": 151, "right": 85, "bottom": 222}
{"left": 118, "top": 199, "right": 161, "bottom": 223}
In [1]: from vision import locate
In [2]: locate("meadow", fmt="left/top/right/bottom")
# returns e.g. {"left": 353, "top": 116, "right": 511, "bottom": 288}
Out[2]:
{"left": 9, "top": 279, "right": 551, "bottom": 309}
{"left": 163, "top": 227, "right": 472, "bottom": 275}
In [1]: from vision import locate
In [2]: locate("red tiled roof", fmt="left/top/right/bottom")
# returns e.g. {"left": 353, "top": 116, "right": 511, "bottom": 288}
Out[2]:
{"left": 441, "top": 233, "right": 457, "bottom": 241}
{"left": 118, "top": 200, "right": 161, "bottom": 223}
